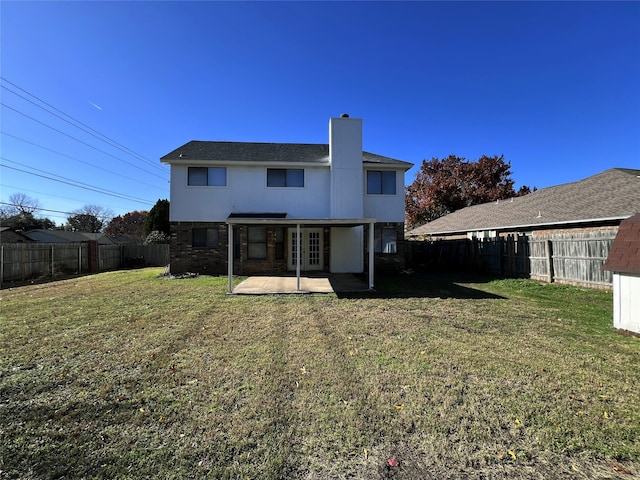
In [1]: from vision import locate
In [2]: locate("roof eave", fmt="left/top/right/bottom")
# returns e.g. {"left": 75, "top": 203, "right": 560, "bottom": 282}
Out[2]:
{"left": 408, "top": 215, "right": 632, "bottom": 236}
{"left": 160, "top": 158, "right": 330, "bottom": 167}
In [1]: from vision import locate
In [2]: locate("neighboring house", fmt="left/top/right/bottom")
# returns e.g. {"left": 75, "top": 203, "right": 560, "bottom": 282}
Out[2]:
{"left": 406, "top": 168, "right": 640, "bottom": 240}
{"left": 160, "top": 115, "right": 413, "bottom": 287}
{"left": 109, "top": 234, "right": 141, "bottom": 245}
{"left": 405, "top": 168, "right": 640, "bottom": 287}
{"left": 602, "top": 213, "right": 640, "bottom": 334}
{"left": 25, "top": 230, "right": 116, "bottom": 245}
{"left": 0, "top": 227, "right": 34, "bottom": 243}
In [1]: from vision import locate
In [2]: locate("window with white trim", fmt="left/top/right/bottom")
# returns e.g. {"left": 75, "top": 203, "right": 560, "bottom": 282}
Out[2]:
{"left": 367, "top": 170, "right": 396, "bottom": 195}
{"left": 188, "top": 167, "right": 226, "bottom": 186}
{"left": 267, "top": 168, "right": 304, "bottom": 187}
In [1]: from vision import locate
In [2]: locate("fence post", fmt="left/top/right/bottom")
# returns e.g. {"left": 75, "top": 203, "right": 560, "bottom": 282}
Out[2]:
{"left": 50, "top": 244, "right": 54, "bottom": 278}
{"left": 1, "top": 245, "right": 3, "bottom": 288}
{"left": 545, "top": 239, "right": 554, "bottom": 283}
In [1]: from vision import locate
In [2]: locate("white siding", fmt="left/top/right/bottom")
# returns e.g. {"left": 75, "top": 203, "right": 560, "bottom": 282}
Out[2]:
{"left": 330, "top": 117, "right": 364, "bottom": 218}
{"left": 363, "top": 168, "right": 407, "bottom": 222}
{"left": 330, "top": 227, "right": 364, "bottom": 273}
{"left": 613, "top": 273, "right": 640, "bottom": 334}
{"left": 170, "top": 165, "right": 331, "bottom": 222}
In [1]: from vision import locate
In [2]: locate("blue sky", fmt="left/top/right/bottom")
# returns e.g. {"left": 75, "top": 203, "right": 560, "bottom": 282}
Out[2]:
{"left": 1, "top": 1, "right": 638, "bottom": 225}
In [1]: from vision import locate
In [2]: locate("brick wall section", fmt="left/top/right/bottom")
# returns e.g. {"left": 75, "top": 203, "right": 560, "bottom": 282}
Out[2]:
{"left": 171, "top": 221, "right": 406, "bottom": 275}
{"left": 233, "top": 226, "right": 289, "bottom": 275}
{"left": 170, "top": 222, "right": 228, "bottom": 275}
{"left": 367, "top": 222, "right": 407, "bottom": 273}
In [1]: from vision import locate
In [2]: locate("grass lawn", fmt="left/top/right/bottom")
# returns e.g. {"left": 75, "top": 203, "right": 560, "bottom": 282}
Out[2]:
{"left": 1, "top": 268, "right": 639, "bottom": 479}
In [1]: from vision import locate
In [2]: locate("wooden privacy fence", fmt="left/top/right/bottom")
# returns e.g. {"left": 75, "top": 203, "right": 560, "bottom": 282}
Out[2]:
{"left": 1, "top": 242, "right": 169, "bottom": 285}
{"left": 408, "top": 232, "right": 615, "bottom": 288}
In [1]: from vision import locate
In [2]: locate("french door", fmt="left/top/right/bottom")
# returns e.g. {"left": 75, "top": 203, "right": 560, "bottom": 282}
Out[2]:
{"left": 288, "top": 228, "right": 323, "bottom": 271}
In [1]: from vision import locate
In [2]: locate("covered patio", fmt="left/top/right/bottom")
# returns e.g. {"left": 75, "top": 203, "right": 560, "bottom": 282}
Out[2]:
{"left": 225, "top": 216, "right": 376, "bottom": 294}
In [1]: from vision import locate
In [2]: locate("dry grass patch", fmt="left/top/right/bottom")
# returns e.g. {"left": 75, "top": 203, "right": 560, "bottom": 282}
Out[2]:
{"left": 1, "top": 269, "right": 638, "bottom": 479}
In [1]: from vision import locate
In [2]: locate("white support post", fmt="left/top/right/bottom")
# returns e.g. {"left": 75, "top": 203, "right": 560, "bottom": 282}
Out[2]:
{"left": 228, "top": 224, "right": 234, "bottom": 294}
{"left": 368, "top": 221, "right": 375, "bottom": 290}
{"left": 296, "top": 223, "right": 301, "bottom": 292}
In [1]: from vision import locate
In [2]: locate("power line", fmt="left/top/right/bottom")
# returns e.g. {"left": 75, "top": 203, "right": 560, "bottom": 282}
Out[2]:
{"left": 0, "top": 77, "right": 165, "bottom": 172}
{"left": 1, "top": 102, "right": 167, "bottom": 180}
{"left": 1, "top": 131, "right": 168, "bottom": 192}
{"left": 0, "top": 201, "right": 75, "bottom": 216}
{"left": 0, "top": 158, "right": 155, "bottom": 205}
{"left": 0, "top": 183, "right": 137, "bottom": 214}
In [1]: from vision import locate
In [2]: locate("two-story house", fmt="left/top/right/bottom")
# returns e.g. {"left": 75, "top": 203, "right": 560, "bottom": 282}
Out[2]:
{"left": 160, "top": 115, "right": 413, "bottom": 290}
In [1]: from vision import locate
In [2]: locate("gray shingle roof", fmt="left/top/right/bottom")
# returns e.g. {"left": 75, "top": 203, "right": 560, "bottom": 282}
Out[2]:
{"left": 25, "top": 230, "right": 115, "bottom": 244}
{"left": 160, "top": 140, "right": 412, "bottom": 168}
{"left": 407, "top": 168, "right": 640, "bottom": 236}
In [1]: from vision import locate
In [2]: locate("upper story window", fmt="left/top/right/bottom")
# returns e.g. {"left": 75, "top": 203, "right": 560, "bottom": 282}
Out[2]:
{"left": 188, "top": 167, "right": 227, "bottom": 186}
{"left": 367, "top": 170, "right": 396, "bottom": 195}
{"left": 267, "top": 168, "right": 304, "bottom": 187}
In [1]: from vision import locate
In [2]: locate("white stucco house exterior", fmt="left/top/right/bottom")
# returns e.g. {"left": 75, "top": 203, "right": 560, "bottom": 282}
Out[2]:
{"left": 602, "top": 213, "right": 640, "bottom": 334}
{"left": 160, "top": 115, "right": 413, "bottom": 290}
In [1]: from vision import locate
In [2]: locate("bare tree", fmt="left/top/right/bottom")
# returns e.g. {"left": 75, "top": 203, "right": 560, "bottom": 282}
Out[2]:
{"left": 6, "top": 193, "right": 42, "bottom": 215}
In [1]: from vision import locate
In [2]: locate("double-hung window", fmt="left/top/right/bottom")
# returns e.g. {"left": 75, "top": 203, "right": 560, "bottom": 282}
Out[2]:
{"left": 248, "top": 227, "right": 267, "bottom": 259}
{"left": 267, "top": 168, "right": 304, "bottom": 187}
{"left": 188, "top": 167, "right": 226, "bottom": 186}
{"left": 367, "top": 170, "right": 396, "bottom": 195}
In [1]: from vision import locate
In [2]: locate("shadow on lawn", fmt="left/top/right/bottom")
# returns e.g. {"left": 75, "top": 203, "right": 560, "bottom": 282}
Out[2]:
{"left": 335, "top": 273, "right": 507, "bottom": 300}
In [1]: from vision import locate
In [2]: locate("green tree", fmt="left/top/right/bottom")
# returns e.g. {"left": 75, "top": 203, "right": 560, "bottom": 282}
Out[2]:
{"left": 64, "top": 205, "right": 113, "bottom": 233}
{"left": 0, "top": 193, "right": 56, "bottom": 230}
{"left": 1, "top": 212, "right": 56, "bottom": 231}
{"left": 66, "top": 213, "right": 103, "bottom": 233}
{"left": 144, "top": 199, "right": 170, "bottom": 236}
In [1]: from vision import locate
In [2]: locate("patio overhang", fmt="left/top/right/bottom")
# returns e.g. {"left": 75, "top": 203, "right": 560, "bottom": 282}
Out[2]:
{"left": 225, "top": 215, "right": 376, "bottom": 294}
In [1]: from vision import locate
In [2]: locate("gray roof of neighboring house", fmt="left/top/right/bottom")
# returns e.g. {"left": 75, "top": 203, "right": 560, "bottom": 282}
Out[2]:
{"left": 25, "top": 230, "right": 115, "bottom": 244}
{"left": 0, "top": 227, "right": 34, "bottom": 243}
{"left": 407, "top": 168, "right": 640, "bottom": 236}
{"left": 160, "top": 141, "right": 413, "bottom": 169}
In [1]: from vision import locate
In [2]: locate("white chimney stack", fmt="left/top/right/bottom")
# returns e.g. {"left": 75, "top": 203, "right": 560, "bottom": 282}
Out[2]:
{"left": 329, "top": 115, "right": 363, "bottom": 218}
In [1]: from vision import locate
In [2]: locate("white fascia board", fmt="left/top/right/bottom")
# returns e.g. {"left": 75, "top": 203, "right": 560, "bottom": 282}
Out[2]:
{"left": 408, "top": 216, "right": 630, "bottom": 237}
{"left": 161, "top": 159, "right": 329, "bottom": 168}
{"left": 363, "top": 163, "right": 412, "bottom": 172}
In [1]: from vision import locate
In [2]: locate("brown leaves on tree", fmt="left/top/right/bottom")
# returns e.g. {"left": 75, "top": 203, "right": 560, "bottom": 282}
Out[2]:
{"left": 405, "top": 154, "right": 531, "bottom": 229}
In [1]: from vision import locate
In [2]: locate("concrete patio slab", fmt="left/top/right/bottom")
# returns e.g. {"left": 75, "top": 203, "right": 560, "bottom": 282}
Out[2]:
{"left": 232, "top": 274, "right": 369, "bottom": 295}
